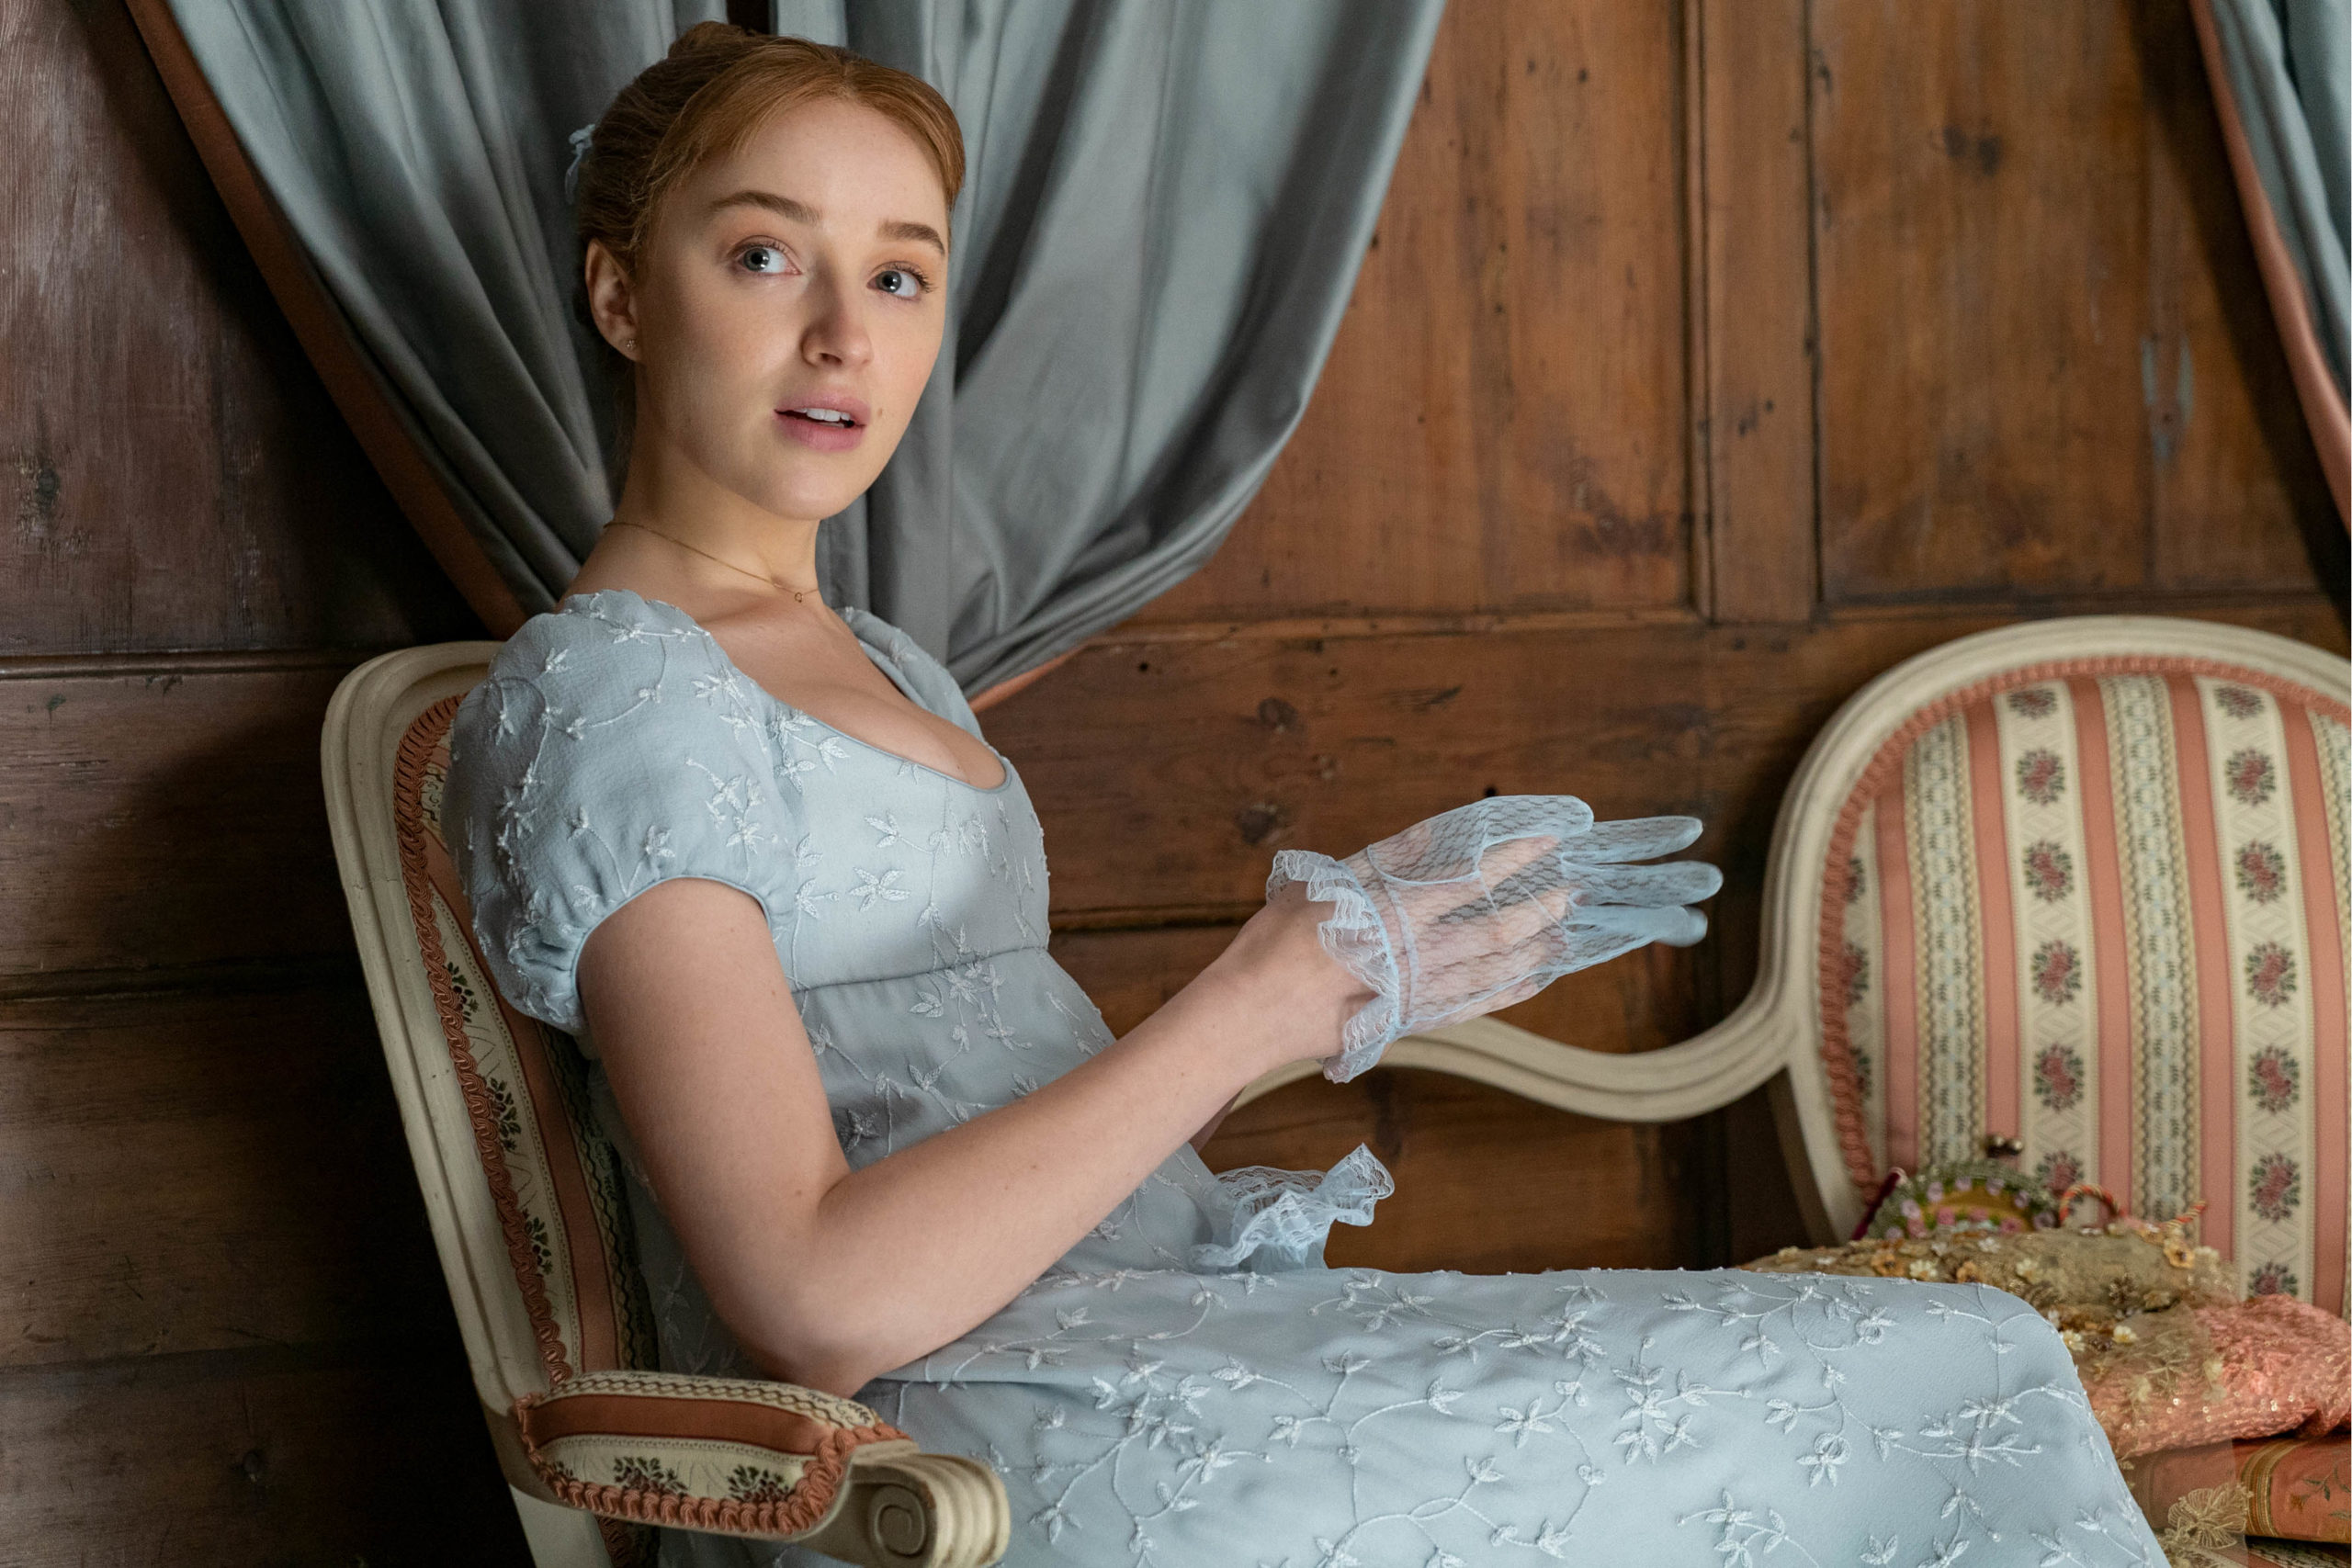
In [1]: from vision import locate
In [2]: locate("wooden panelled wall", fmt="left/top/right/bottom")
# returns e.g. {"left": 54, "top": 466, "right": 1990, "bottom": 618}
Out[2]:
{"left": 4, "top": 0, "right": 2344, "bottom": 1559}
{"left": 1048, "top": 0, "right": 2345, "bottom": 1269}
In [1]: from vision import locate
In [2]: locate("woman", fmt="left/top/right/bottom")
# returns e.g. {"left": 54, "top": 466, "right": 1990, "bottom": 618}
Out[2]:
{"left": 447, "top": 26, "right": 2162, "bottom": 1567}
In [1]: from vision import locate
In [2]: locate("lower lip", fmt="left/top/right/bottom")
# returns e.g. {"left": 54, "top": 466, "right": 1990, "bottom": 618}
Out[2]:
{"left": 776, "top": 411, "right": 865, "bottom": 453}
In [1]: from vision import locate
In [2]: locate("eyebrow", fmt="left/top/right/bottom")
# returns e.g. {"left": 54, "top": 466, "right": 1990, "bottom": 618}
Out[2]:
{"left": 707, "top": 189, "right": 946, "bottom": 256}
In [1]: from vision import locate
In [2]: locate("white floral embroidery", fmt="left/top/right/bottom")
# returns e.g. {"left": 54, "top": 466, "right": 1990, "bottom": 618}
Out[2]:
{"left": 437, "top": 591, "right": 2163, "bottom": 1568}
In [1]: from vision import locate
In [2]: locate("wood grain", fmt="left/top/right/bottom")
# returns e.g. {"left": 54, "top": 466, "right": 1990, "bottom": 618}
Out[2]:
{"left": 1809, "top": 0, "right": 2337, "bottom": 603}
{"left": 0, "top": 983, "right": 456, "bottom": 1369}
{"left": 2134, "top": 0, "right": 2341, "bottom": 585}
{"left": 1140, "top": 0, "right": 1694, "bottom": 622}
{"left": 0, "top": 658, "right": 356, "bottom": 983}
{"left": 999, "top": 600, "right": 2346, "bottom": 921}
{"left": 1812, "top": 0, "right": 2158, "bottom": 598}
{"left": 0, "top": 1345, "right": 527, "bottom": 1564}
{"left": 1700, "top": 0, "right": 1819, "bottom": 623}
{"left": 0, "top": 0, "right": 474, "bottom": 656}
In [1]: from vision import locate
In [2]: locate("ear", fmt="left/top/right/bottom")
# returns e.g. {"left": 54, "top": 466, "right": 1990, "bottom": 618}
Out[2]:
{"left": 583, "top": 239, "right": 640, "bottom": 360}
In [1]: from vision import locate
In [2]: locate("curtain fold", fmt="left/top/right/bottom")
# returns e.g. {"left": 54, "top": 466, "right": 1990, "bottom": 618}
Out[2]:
{"left": 162, "top": 0, "right": 1445, "bottom": 689}
{"left": 2191, "top": 0, "right": 2350, "bottom": 524}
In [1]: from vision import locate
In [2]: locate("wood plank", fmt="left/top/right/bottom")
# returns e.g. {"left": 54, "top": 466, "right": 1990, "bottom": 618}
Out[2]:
{"left": 2136, "top": 0, "right": 2342, "bottom": 588}
{"left": 1001, "top": 598, "right": 2346, "bottom": 920}
{"left": 0, "top": 660, "right": 355, "bottom": 980}
{"left": 1701, "top": 0, "right": 1819, "bottom": 623}
{"left": 0, "top": 1345, "right": 528, "bottom": 1565}
{"left": 1811, "top": 0, "right": 2160, "bottom": 600}
{"left": 1, "top": 984, "right": 456, "bottom": 1369}
{"left": 1198, "top": 1067, "right": 1703, "bottom": 1273}
{"left": 0, "top": 0, "right": 474, "bottom": 657}
{"left": 1139, "top": 0, "right": 1693, "bottom": 623}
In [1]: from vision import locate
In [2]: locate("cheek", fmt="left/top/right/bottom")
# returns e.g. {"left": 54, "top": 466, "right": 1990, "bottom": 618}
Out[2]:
{"left": 650, "top": 285, "right": 783, "bottom": 422}
{"left": 877, "top": 310, "right": 946, "bottom": 418}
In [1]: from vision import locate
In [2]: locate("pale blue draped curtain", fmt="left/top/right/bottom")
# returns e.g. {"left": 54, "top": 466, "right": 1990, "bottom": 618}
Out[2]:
{"left": 165, "top": 1, "right": 1444, "bottom": 692}
{"left": 2206, "top": 0, "right": 2349, "bottom": 397}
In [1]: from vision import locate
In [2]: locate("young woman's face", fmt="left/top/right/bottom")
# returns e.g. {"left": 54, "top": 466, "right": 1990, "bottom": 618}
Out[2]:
{"left": 616, "top": 97, "right": 950, "bottom": 522}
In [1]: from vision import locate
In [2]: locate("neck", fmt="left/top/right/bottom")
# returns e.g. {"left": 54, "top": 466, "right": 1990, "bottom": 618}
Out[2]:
{"left": 609, "top": 420, "right": 823, "bottom": 592}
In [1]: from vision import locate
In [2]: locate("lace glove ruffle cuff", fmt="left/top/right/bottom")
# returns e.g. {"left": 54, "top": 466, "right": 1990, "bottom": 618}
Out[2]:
{"left": 1192, "top": 1145, "right": 1395, "bottom": 1269}
{"left": 1268, "top": 795, "right": 1723, "bottom": 1083}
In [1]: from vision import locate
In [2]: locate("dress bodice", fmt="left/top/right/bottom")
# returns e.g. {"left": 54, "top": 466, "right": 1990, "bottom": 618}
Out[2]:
{"left": 442, "top": 590, "right": 1383, "bottom": 1292}
{"left": 446, "top": 587, "right": 1046, "bottom": 1024}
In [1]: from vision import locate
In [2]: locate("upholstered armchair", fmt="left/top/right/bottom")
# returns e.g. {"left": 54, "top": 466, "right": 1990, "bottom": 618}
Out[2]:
{"left": 323, "top": 649, "right": 1009, "bottom": 1568}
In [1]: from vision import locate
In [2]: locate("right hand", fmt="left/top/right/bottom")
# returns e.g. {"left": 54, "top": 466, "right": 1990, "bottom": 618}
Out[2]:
{"left": 1207, "top": 877, "right": 1379, "bottom": 1077}
{"left": 1266, "top": 795, "right": 1724, "bottom": 1081}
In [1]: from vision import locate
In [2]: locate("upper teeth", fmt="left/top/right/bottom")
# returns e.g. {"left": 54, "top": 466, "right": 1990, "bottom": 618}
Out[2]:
{"left": 796, "top": 408, "right": 853, "bottom": 425}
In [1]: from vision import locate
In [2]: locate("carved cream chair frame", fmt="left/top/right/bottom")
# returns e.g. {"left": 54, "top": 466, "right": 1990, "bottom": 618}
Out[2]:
{"left": 1238, "top": 614, "right": 2350, "bottom": 1247}
{"left": 325, "top": 647, "right": 1008, "bottom": 1568}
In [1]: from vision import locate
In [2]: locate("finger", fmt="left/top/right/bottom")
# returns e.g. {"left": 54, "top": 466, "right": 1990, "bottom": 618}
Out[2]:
{"left": 1475, "top": 831, "right": 1562, "bottom": 889}
{"left": 1558, "top": 816, "right": 1704, "bottom": 863}
{"left": 1565, "top": 859, "right": 1724, "bottom": 908}
{"left": 1571, "top": 901, "right": 1710, "bottom": 948}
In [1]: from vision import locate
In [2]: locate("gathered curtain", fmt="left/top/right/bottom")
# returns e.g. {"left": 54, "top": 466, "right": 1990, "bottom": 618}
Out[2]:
{"left": 155, "top": 0, "right": 1446, "bottom": 691}
{"left": 2190, "top": 0, "right": 2350, "bottom": 525}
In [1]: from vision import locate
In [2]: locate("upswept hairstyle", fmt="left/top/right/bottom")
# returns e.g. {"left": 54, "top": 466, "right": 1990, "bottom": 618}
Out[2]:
{"left": 572, "top": 24, "right": 965, "bottom": 279}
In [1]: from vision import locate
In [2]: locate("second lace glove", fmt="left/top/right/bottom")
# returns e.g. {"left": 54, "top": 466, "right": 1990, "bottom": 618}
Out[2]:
{"left": 1267, "top": 795, "right": 1724, "bottom": 1082}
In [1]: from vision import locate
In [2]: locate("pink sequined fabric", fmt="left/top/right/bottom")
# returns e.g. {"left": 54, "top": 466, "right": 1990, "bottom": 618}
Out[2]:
{"left": 2090, "top": 1294, "right": 2352, "bottom": 1459}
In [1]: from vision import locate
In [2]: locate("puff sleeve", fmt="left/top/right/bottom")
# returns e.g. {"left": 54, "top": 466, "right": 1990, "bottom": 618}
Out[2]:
{"left": 443, "top": 595, "right": 798, "bottom": 1039}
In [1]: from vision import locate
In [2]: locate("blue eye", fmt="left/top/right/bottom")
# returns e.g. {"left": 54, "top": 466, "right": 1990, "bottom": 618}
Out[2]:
{"left": 875, "top": 266, "right": 928, "bottom": 299}
{"left": 739, "top": 244, "right": 788, "bottom": 275}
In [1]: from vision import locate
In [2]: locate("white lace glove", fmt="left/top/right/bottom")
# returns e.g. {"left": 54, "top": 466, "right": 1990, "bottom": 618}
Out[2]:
{"left": 1267, "top": 795, "right": 1723, "bottom": 1082}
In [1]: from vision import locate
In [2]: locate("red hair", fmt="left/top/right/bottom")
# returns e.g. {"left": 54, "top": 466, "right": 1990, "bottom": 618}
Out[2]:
{"left": 573, "top": 24, "right": 964, "bottom": 276}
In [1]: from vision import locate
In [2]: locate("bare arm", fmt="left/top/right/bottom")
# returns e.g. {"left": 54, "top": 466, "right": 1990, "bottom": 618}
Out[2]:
{"left": 1188, "top": 1090, "right": 1245, "bottom": 1153}
{"left": 576, "top": 877, "right": 1362, "bottom": 1397}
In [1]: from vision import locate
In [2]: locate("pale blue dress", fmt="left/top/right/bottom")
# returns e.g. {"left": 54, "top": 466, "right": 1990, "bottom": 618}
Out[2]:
{"left": 445, "top": 590, "right": 2164, "bottom": 1568}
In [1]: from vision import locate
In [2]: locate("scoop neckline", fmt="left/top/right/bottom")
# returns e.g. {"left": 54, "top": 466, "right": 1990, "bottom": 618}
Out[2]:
{"left": 560, "top": 587, "right": 1015, "bottom": 796}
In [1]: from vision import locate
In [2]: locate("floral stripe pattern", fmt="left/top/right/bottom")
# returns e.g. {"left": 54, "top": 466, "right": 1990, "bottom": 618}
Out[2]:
{"left": 1838, "top": 803, "right": 1890, "bottom": 1168}
{"left": 2316, "top": 716, "right": 2351, "bottom": 973}
{"left": 2201, "top": 679, "right": 2316, "bottom": 1300}
{"left": 1820, "top": 658, "right": 2349, "bottom": 1311}
{"left": 1901, "top": 716, "right": 1986, "bottom": 1168}
{"left": 1995, "top": 682, "right": 2102, "bottom": 1205}
{"left": 430, "top": 890, "right": 591, "bottom": 1360}
{"left": 2309, "top": 713, "right": 2351, "bottom": 1316}
{"left": 416, "top": 740, "right": 659, "bottom": 1379}
{"left": 2102, "top": 674, "right": 2202, "bottom": 1221}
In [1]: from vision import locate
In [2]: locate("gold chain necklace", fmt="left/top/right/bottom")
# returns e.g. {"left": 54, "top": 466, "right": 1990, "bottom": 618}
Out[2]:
{"left": 605, "top": 519, "right": 820, "bottom": 604}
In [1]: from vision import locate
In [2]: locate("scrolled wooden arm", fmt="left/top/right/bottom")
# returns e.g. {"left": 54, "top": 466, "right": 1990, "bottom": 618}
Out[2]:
{"left": 504, "top": 1371, "right": 1009, "bottom": 1567}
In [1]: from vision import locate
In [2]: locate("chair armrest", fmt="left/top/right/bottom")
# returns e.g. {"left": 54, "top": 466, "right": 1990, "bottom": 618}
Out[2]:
{"left": 513, "top": 1371, "right": 1009, "bottom": 1566}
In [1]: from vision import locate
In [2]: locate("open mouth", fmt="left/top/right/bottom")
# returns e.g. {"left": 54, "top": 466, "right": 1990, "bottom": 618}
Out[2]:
{"left": 781, "top": 406, "right": 862, "bottom": 429}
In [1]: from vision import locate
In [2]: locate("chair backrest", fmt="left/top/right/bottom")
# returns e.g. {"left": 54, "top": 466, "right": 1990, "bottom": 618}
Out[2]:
{"left": 395, "top": 692, "right": 661, "bottom": 1380}
{"left": 1792, "top": 618, "right": 2348, "bottom": 1311}
{"left": 325, "top": 645, "right": 654, "bottom": 1565}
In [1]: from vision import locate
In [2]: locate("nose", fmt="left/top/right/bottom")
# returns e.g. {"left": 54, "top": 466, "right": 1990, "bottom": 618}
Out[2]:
{"left": 800, "top": 271, "right": 874, "bottom": 371}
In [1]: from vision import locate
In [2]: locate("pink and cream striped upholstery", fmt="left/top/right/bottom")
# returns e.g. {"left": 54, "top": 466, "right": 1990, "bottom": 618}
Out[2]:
{"left": 1819, "top": 656, "right": 2351, "bottom": 1312}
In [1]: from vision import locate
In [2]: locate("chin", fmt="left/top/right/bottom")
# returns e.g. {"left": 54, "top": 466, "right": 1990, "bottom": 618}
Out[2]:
{"left": 763, "top": 474, "right": 874, "bottom": 521}
{"left": 718, "top": 456, "right": 879, "bottom": 525}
